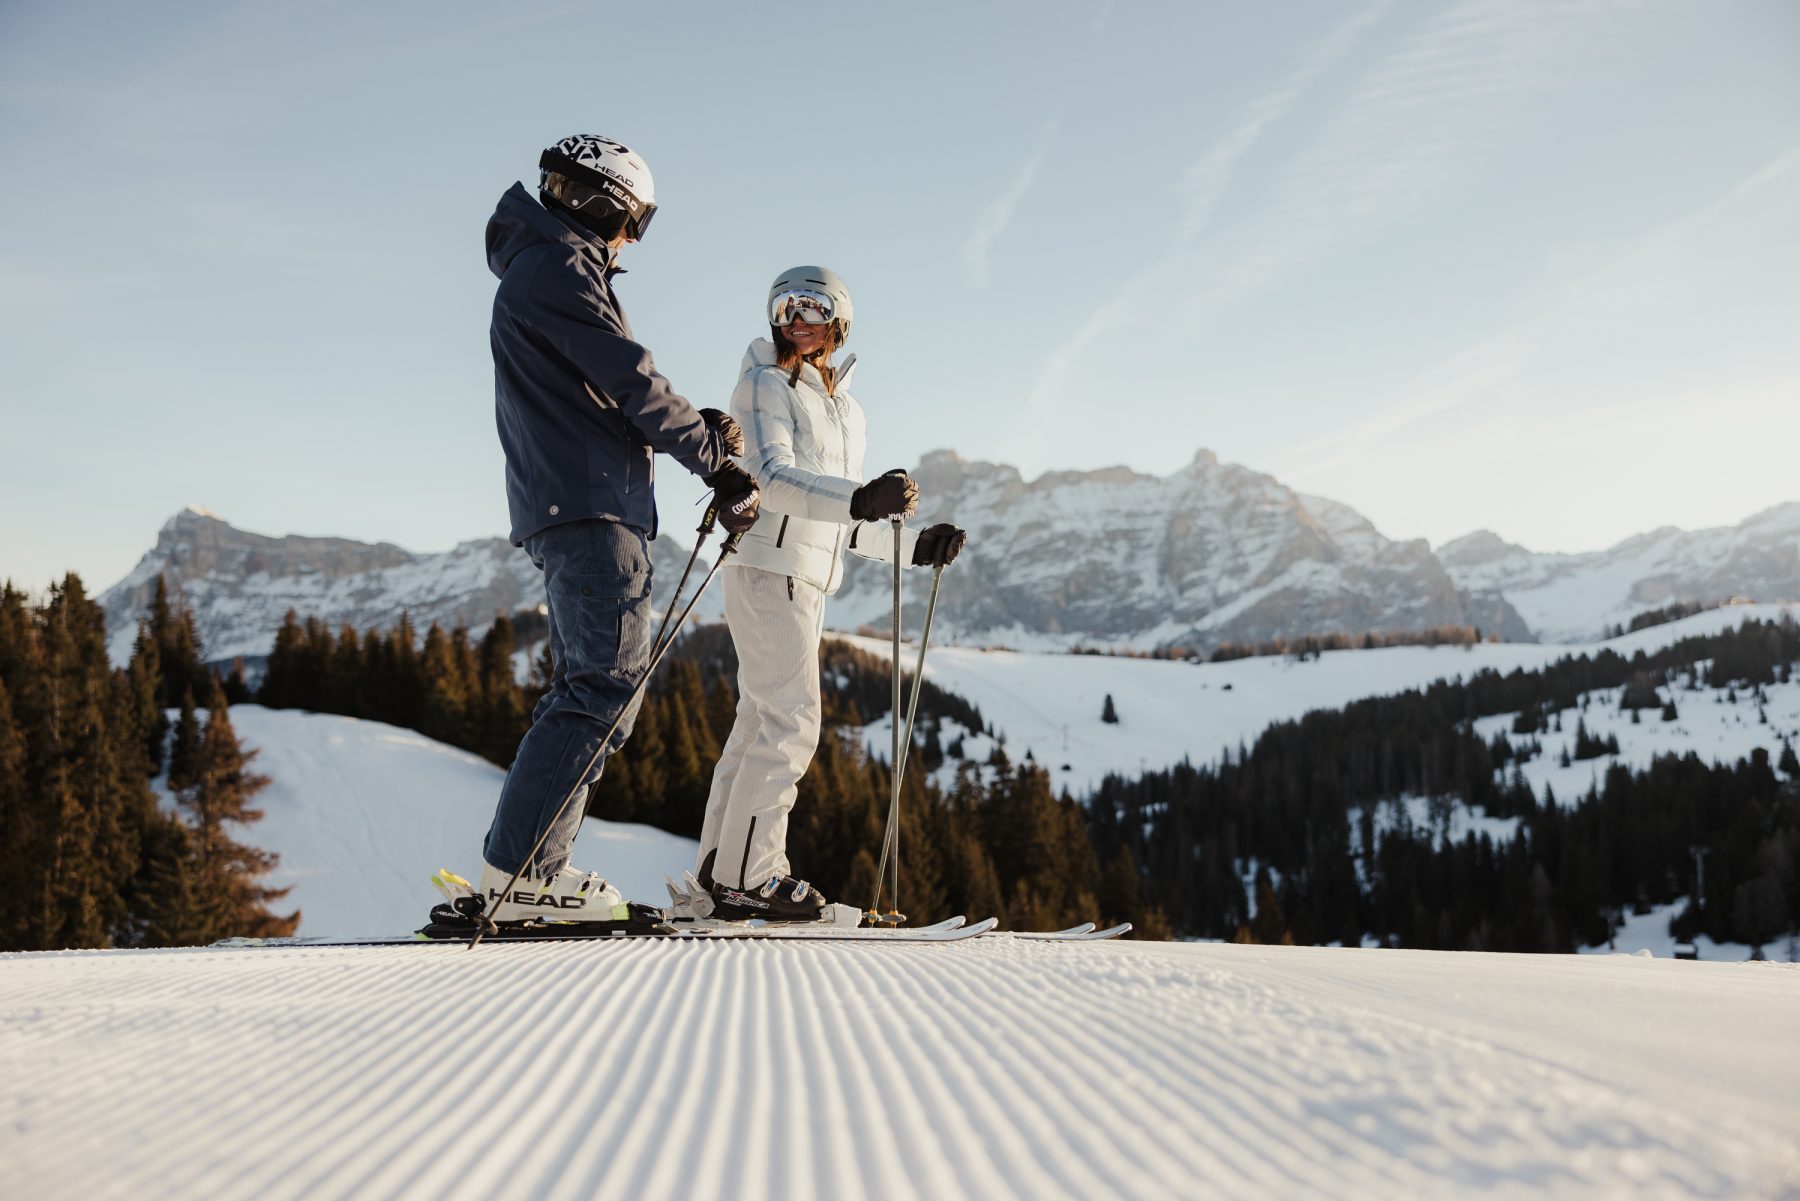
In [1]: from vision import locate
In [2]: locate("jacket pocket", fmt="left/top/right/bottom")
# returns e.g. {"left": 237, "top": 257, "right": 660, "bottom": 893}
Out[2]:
{"left": 774, "top": 515, "right": 790, "bottom": 548}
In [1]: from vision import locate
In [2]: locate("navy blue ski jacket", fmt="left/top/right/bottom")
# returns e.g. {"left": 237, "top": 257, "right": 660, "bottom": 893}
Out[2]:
{"left": 486, "top": 183, "right": 728, "bottom": 544}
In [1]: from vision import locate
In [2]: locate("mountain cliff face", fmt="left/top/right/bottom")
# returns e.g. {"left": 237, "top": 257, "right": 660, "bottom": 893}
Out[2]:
{"left": 98, "top": 507, "right": 702, "bottom": 664}
{"left": 827, "top": 451, "right": 1531, "bottom": 651}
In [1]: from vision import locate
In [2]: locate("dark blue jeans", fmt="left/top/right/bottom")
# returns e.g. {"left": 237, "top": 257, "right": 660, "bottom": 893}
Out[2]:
{"left": 483, "top": 519, "right": 653, "bottom": 877}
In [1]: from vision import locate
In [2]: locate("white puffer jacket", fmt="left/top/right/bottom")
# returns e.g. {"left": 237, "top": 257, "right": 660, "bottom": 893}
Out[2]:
{"left": 726, "top": 339, "right": 920, "bottom": 593}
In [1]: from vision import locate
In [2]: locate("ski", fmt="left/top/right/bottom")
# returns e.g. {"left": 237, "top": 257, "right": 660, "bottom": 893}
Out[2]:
{"left": 663, "top": 916, "right": 996, "bottom": 943}
{"left": 214, "top": 914, "right": 996, "bottom": 949}
{"left": 978, "top": 922, "right": 1132, "bottom": 941}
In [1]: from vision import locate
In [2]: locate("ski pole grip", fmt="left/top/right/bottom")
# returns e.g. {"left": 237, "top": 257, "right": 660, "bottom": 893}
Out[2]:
{"left": 722, "top": 529, "right": 746, "bottom": 554}
{"left": 697, "top": 503, "right": 719, "bottom": 537}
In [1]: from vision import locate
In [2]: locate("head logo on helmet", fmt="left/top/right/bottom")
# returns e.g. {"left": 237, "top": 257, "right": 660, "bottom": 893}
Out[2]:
{"left": 539, "top": 134, "right": 658, "bottom": 243}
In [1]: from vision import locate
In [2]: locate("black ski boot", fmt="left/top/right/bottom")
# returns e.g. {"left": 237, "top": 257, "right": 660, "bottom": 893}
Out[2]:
{"left": 698, "top": 850, "right": 828, "bottom": 922}
{"left": 711, "top": 875, "right": 829, "bottom": 922}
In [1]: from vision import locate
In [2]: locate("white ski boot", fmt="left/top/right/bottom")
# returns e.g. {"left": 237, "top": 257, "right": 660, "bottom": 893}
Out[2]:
{"left": 476, "top": 861, "right": 625, "bottom": 924}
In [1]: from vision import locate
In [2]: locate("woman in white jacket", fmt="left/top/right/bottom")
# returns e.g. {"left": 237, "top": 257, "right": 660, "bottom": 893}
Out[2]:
{"left": 695, "top": 265, "right": 967, "bottom": 920}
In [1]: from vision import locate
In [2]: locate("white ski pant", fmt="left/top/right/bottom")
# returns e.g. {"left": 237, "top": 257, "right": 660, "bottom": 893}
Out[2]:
{"left": 697, "top": 566, "right": 827, "bottom": 889}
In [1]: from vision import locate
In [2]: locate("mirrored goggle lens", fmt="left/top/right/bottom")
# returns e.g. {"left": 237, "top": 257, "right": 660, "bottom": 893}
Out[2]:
{"left": 769, "top": 289, "right": 834, "bottom": 326}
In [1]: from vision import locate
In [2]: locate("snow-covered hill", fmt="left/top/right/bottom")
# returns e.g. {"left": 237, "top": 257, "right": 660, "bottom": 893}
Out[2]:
{"left": 3, "top": 936, "right": 1794, "bottom": 1200}
{"left": 845, "top": 602, "right": 1800, "bottom": 798}
{"left": 205, "top": 706, "right": 696, "bottom": 938}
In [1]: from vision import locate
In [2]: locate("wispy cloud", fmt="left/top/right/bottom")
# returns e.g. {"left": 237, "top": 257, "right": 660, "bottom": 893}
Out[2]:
{"left": 1025, "top": 2, "right": 1387, "bottom": 424}
{"left": 1273, "top": 145, "right": 1800, "bottom": 481}
{"left": 1179, "top": 1, "right": 1391, "bottom": 243}
{"left": 964, "top": 122, "right": 1057, "bottom": 287}
{"left": 1027, "top": 0, "right": 1601, "bottom": 427}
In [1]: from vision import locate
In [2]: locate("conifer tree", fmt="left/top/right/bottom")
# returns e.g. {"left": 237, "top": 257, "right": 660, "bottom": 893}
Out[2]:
{"left": 330, "top": 623, "right": 365, "bottom": 716}
{"left": 146, "top": 577, "right": 210, "bottom": 708}
{"left": 222, "top": 659, "right": 253, "bottom": 705}
{"left": 0, "top": 677, "right": 29, "bottom": 947}
{"left": 705, "top": 674, "right": 739, "bottom": 756}
{"left": 419, "top": 624, "right": 470, "bottom": 745}
{"left": 658, "top": 686, "right": 711, "bottom": 838}
{"left": 125, "top": 626, "right": 168, "bottom": 773}
{"left": 259, "top": 610, "right": 306, "bottom": 709}
{"left": 167, "top": 689, "right": 201, "bottom": 791}
{"left": 174, "top": 675, "right": 298, "bottom": 942}
{"left": 126, "top": 813, "right": 204, "bottom": 947}
{"left": 474, "top": 616, "right": 527, "bottom": 766}
{"left": 1101, "top": 693, "right": 1119, "bottom": 724}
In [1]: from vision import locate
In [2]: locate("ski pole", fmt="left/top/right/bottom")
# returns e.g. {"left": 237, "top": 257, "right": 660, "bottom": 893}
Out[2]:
{"left": 869, "top": 519, "right": 905, "bottom": 920}
{"left": 869, "top": 560, "right": 945, "bottom": 916}
{"left": 651, "top": 504, "right": 718, "bottom": 662}
{"left": 892, "top": 563, "right": 945, "bottom": 802}
{"left": 471, "top": 528, "right": 744, "bottom": 949}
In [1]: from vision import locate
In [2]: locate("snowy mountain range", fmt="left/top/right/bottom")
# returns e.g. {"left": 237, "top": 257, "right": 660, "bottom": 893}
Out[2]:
{"left": 97, "top": 506, "right": 707, "bottom": 663}
{"left": 833, "top": 450, "right": 1531, "bottom": 650}
{"left": 98, "top": 452, "right": 1800, "bottom": 661}
{"left": 1439, "top": 502, "right": 1800, "bottom": 643}
{"left": 833, "top": 450, "right": 1800, "bottom": 651}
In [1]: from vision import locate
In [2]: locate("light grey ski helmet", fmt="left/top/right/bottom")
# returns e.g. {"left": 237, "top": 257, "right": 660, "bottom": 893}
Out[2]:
{"left": 768, "top": 265, "right": 854, "bottom": 341}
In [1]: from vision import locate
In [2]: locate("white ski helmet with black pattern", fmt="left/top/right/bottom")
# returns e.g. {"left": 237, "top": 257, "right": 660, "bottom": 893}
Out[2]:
{"left": 539, "top": 134, "right": 657, "bottom": 240}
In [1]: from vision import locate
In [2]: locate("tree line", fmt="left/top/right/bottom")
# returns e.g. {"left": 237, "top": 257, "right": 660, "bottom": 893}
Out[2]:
{"left": 1089, "top": 617, "right": 1800, "bottom": 953}
{"left": 252, "top": 607, "right": 1170, "bottom": 937}
{"left": 0, "top": 577, "right": 295, "bottom": 951}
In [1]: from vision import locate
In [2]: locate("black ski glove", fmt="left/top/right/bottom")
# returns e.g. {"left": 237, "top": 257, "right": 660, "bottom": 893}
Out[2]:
{"left": 850, "top": 469, "right": 919, "bottom": 522}
{"left": 699, "top": 408, "right": 744, "bottom": 457}
{"left": 705, "top": 463, "right": 762, "bottom": 535}
{"left": 912, "top": 523, "right": 967, "bottom": 567}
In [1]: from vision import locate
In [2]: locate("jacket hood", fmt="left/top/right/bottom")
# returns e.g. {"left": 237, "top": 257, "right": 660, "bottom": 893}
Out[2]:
{"left": 485, "top": 182, "right": 618, "bottom": 280}
{"left": 740, "top": 338, "right": 857, "bottom": 390}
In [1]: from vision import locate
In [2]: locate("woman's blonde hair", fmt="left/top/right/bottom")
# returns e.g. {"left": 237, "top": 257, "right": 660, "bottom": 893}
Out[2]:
{"left": 772, "top": 322, "right": 845, "bottom": 396}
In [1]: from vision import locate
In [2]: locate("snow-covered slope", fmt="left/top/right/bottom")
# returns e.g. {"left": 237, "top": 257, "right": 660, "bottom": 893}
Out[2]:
{"left": 1441, "top": 503, "right": 1800, "bottom": 642}
{"left": 845, "top": 603, "right": 1800, "bottom": 797}
{"left": 212, "top": 706, "right": 696, "bottom": 938}
{"left": 3, "top": 938, "right": 1794, "bottom": 1200}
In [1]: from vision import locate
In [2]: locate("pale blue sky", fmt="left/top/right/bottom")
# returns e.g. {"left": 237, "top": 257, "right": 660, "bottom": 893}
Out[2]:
{"left": 3, "top": 1, "right": 1797, "bottom": 593}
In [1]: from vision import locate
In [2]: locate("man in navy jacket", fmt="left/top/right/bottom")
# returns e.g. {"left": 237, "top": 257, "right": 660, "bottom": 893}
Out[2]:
{"left": 475, "top": 134, "right": 759, "bottom": 923}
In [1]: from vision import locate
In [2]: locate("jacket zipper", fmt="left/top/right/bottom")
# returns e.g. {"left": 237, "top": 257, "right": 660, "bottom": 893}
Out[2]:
{"left": 829, "top": 392, "right": 849, "bottom": 581}
{"left": 774, "top": 515, "right": 789, "bottom": 548}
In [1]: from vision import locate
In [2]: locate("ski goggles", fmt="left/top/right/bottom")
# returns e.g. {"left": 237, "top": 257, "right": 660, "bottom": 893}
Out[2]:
{"left": 539, "top": 150, "right": 657, "bottom": 241}
{"left": 769, "top": 288, "right": 836, "bottom": 327}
